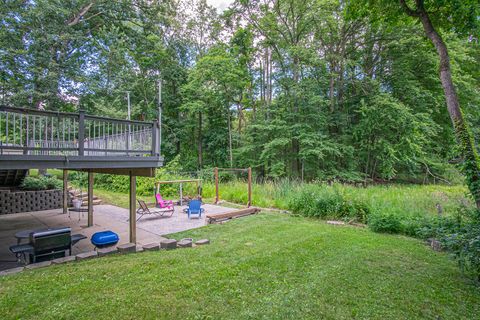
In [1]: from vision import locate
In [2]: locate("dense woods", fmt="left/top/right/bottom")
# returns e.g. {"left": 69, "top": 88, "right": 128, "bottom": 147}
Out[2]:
{"left": 1, "top": 0, "right": 479, "bottom": 186}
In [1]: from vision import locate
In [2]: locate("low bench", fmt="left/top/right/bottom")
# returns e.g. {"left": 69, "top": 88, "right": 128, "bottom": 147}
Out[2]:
{"left": 206, "top": 207, "right": 261, "bottom": 224}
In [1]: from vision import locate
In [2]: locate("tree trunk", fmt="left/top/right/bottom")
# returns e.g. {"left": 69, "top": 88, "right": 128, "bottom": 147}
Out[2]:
{"left": 402, "top": 1, "right": 480, "bottom": 208}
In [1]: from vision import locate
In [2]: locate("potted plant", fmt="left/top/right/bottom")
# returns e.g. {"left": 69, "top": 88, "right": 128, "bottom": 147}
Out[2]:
{"left": 72, "top": 197, "right": 83, "bottom": 209}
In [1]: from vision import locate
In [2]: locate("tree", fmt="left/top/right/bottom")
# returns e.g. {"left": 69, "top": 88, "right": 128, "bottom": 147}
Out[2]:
{"left": 349, "top": 0, "right": 480, "bottom": 207}
{"left": 397, "top": 0, "right": 480, "bottom": 208}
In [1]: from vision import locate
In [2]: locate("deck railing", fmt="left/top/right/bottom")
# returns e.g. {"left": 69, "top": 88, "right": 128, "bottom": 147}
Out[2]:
{"left": 0, "top": 106, "right": 160, "bottom": 157}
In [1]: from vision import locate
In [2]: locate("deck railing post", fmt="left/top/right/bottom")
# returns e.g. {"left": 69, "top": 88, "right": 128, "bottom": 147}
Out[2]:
{"left": 78, "top": 110, "right": 85, "bottom": 156}
{"left": 152, "top": 121, "right": 159, "bottom": 156}
{"left": 126, "top": 123, "right": 130, "bottom": 156}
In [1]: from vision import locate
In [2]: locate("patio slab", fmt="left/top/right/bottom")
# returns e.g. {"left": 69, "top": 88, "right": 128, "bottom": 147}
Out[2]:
{"left": 0, "top": 203, "right": 236, "bottom": 271}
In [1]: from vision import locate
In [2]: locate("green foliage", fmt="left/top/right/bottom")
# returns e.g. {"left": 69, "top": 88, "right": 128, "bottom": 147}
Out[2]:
{"left": 442, "top": 220, "right": 480, "bottom": 280}
{"left": 69, "top": 155, "right": 200, "bottom": 198}
{"left": 454, "top": 118, "right": 480, "bottom": 207}
{"left": 354, "top": 93, "right": 437, "bottom": 179}
{"left": 3, "top": 0, "right": 479, "bottom": 185}
{"left": 288, "top": 184, "right": 370, "bottom": 222}
{"left": 367, "top": 212, "right": 402, "bottom": 234}
{"left": 21, "top": 176, "right": 62, "bottom": 191}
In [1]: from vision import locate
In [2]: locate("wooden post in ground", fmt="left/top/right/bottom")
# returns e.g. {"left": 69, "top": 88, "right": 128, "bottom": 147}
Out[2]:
{"left": 247, "top": 167, "right": 252, "bottom": 207}
{"left": 63, "top": 170, "right": 68, "bottom": 214}
{"left": 179, "top": 183, "right": 183, "bottom": 206}
{"left": 87, "top": 171, "right": 94, "bottom": 227}
{"left": 129, "top": 172, "right": 136, "bottom": 243}
{"left": 214, "top": 167, "right": 219, "bottom": 204}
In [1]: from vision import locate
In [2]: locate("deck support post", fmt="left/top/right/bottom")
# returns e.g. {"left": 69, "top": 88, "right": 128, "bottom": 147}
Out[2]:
{"left": 63, "top": 170, "right": 68, "bottom": 214}
{"left": 87, "top": 171, "right": 94, "bottom": 227}
{"left": 129, "top": 172, "right": 136, "bottom": 243}
{"left": 214, "top": 167, "right": 219, "bottom": 204}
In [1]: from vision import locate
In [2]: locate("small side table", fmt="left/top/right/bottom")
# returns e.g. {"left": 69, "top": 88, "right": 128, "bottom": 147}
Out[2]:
{"left": 68, "top": 208, "right": 89, "bottom": 221}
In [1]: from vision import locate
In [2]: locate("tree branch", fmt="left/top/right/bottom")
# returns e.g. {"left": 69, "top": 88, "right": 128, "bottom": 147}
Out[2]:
{"left": 67, "top": 2, "right": 95, "bottom": 26}
{"left": 399, "top": 0, "right": 420, "bottom": 17}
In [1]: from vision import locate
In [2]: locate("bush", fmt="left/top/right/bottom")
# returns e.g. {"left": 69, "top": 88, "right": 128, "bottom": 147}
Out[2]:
{"left": 368, "top": 213, "right": 402, "bottom": 234}
{"left": 21, "top": 176, "right": 62, "bottom": 191}
{"left": 288, "top": 185, "right": 370, "bottom": 223}
{"left": 441, "top": 221, "right": 480, "bottom": 281}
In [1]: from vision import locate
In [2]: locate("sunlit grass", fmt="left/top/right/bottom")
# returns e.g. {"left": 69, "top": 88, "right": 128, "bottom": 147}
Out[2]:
{"left": 91, "top": 180, "right": 471, "bottom": 219}
{"left": 1, "top": 213, "right": 479, "bottom": 319}
{"left": 202, "top": 181, "right": 471, "bottom": 218}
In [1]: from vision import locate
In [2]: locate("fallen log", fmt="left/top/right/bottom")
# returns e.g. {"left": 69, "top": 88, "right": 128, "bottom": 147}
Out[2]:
{"left": 206, "top": 207, "right": 261, "bottom": 224}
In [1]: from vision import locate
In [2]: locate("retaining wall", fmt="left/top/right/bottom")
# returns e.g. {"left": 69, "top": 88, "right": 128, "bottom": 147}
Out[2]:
{"left": 0, "top": 189, "right": 64, "bottom": 214}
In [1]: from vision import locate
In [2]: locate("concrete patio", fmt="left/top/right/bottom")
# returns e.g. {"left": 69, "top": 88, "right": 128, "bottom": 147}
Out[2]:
{"left": 0, "top": 203, "right": 235, "bottom": 271}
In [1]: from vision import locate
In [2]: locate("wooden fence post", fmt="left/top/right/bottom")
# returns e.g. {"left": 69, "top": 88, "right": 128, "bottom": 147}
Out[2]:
{"left": 214, "top": 167, "right": 219, "bottom": 204}
{"left": 247, "top": 167, "right": 252, "bottom": 207}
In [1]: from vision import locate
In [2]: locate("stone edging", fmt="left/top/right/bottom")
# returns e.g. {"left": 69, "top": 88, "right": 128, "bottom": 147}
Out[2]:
{"left": 0, "top": 238, "right": 210, "bottom": 277}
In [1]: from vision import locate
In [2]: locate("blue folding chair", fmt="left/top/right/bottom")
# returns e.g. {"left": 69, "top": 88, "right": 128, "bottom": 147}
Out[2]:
{"left": 183, "top": 200, "right": 204, "bottom": 219}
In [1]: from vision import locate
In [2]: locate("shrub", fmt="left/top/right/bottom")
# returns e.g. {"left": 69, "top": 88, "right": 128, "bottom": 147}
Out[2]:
{"left": 442, "top": 222, "right": 480, "bottom": 281}
{"left": 368, "top": 213, "right": 402, "bottom": 234}
{"left": 431, "top": 207, "right": 480, "bottom": 281}
{"left": 288, "top": 184, "right": 371, "bottom": 223}
{"left": 21, "top": 176, "right": 62, "bottom": 190}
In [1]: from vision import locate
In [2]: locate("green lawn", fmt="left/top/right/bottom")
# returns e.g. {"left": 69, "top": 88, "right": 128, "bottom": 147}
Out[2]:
{"left": 1, "top": 213, "right": 479, "bottom": 319}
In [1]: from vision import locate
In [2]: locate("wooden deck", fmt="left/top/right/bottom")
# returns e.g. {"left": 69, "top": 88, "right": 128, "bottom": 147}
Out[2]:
{"left": 0, "top": 106, "right": 162, "bottom": 173}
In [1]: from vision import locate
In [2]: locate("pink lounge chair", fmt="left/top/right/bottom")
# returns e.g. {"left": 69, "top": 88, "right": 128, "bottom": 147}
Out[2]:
{"left": 136, "top": 200, "right": 174, "bottom": 221}
{"left": 155, "top": 194, "right": 174, "bottom": 209}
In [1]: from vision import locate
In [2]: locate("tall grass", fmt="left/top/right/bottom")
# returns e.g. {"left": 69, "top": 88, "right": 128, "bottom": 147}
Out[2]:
{"left": 203, "top": 180, "right": 471, "bottom": 218}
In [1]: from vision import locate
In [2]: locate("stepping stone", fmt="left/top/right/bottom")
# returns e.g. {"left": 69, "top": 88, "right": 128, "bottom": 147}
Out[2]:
{"left": 52, "top": 256, "right": 76, "bottom": 264}
{"left": 76, "top": 251, "right": 98, "bottom": 260}
{"left": 136, "top": 246, "right": 144, "bottom": 253}
{"left": 178, "top": 239, "right": 193, "bottom": 248}
{"left": 431, "top": 239, "right": 442, "bottom": 252}
{"left": 326, "top": 220, "right": 345, "bottom": 225}
{"left": 143, "top": 243, "right": 160, "bottom": 251}
{"left": 25, "top": 261, "right": 51, "bottom": 270}
{"left": 0, "top": 267, "right": 24, "bottom": 276}
{"left": 117, "top": 243, "right": 136, "bottom": 254}
{"left": 160, "top": 239, "right": 177, "bottom": 250}
{"left": 97, "top": 247, "right": 118, "bottom": 257}
{"left": 195, "top": 239, "right": 210, "bottom": 246}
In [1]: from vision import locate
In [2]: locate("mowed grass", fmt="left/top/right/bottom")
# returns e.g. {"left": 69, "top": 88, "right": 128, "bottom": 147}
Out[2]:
{"left": 1, "top": 213, "right": 479, "bottom": 319}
